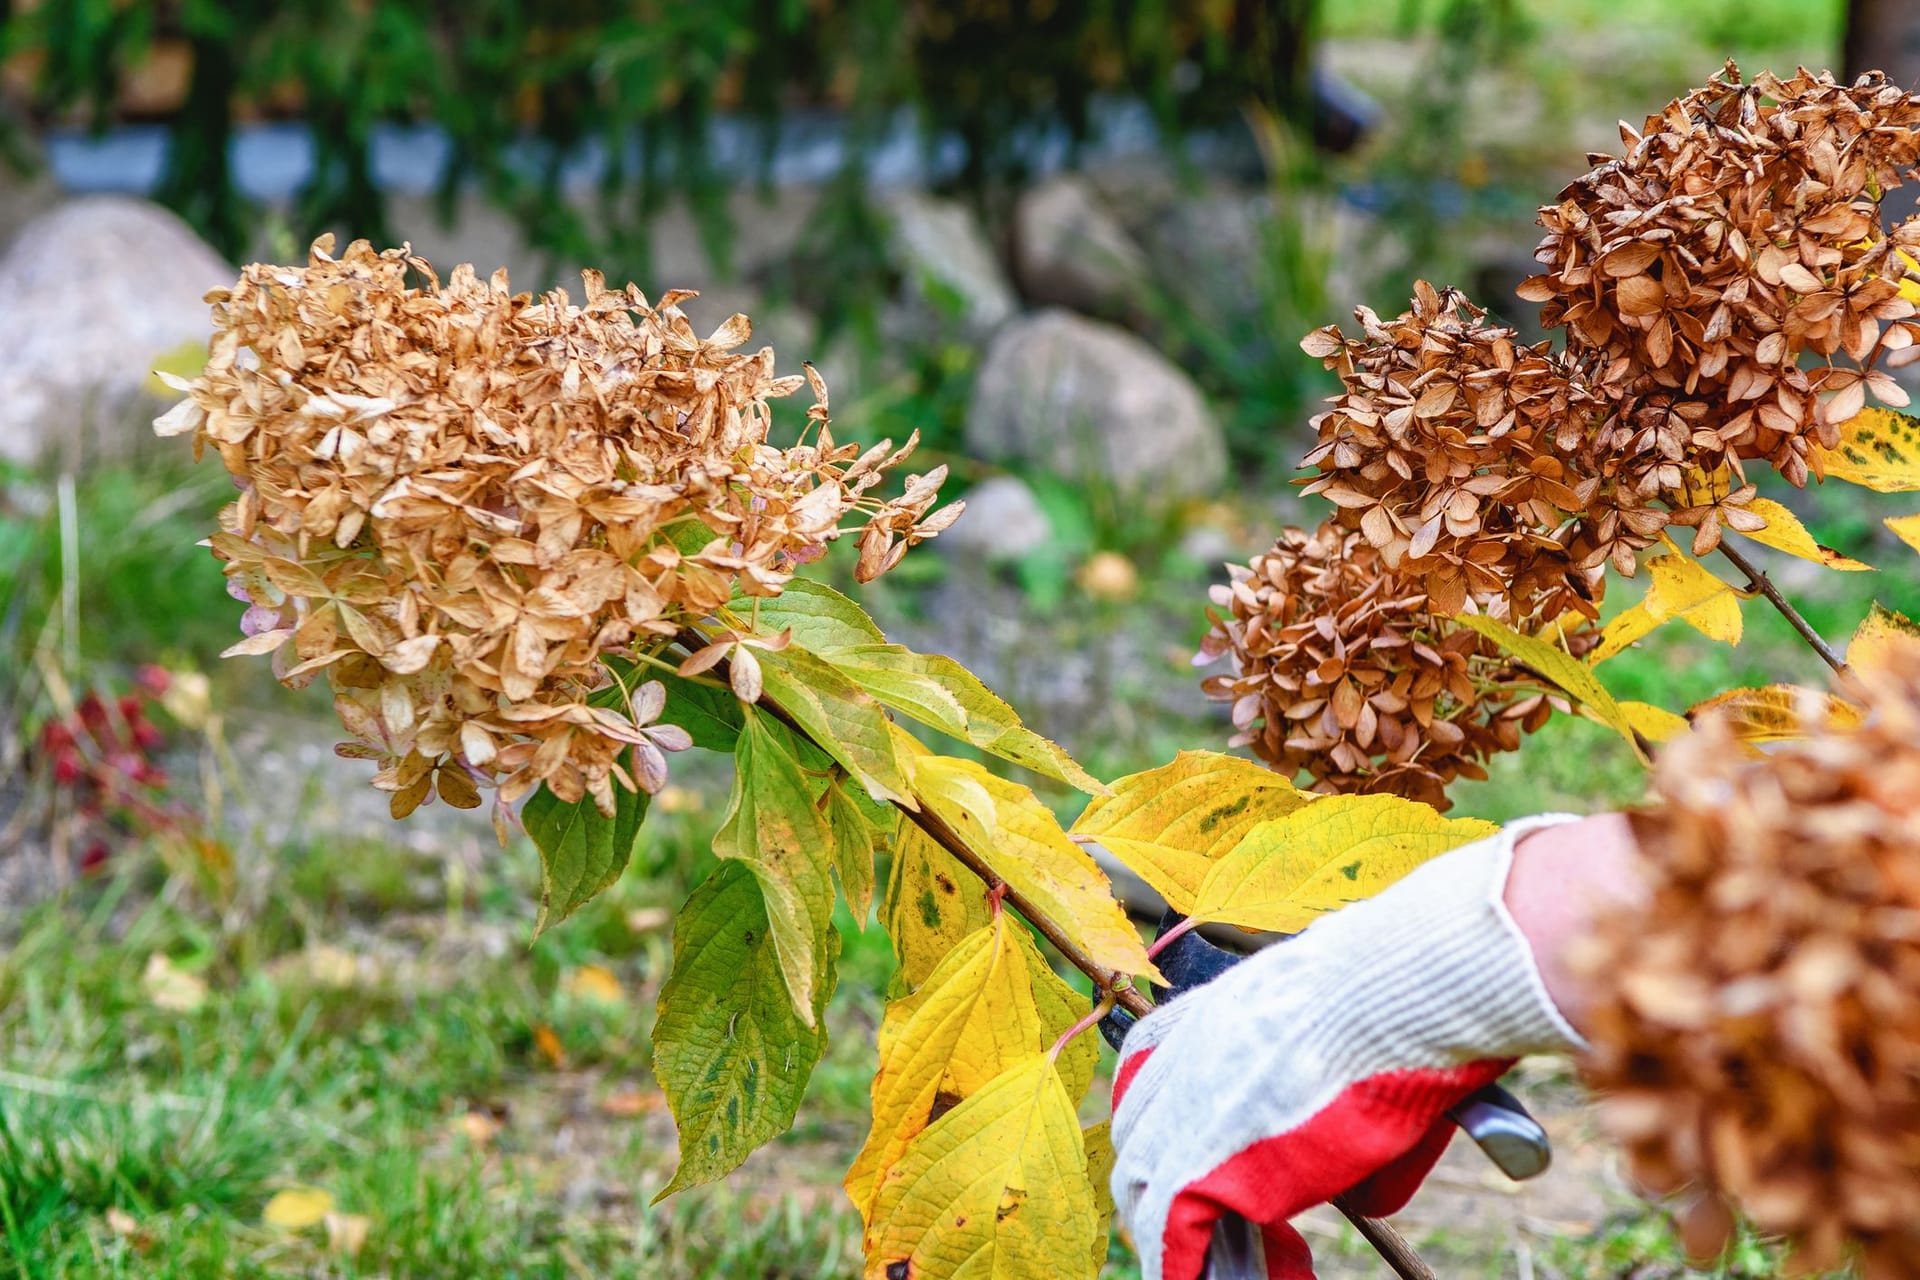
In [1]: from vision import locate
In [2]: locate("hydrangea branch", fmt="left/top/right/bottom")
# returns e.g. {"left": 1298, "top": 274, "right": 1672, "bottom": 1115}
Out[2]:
{"left": 1714, "top": 540, "right": 1847, "bottom": 674}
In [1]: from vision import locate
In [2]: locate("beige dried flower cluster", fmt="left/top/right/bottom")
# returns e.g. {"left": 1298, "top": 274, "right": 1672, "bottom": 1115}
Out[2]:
{"left": 156, "top": 236, "right": 956, "bottom": 821}
{"left": 1197, "top": 523, "right": 1556, "bottom": 809}
{"left": 1578, "top": 641, "right": 1920, "bottom": 1277}
{"left": 1524, "top": 63, "right": 1920, "bottom": 555}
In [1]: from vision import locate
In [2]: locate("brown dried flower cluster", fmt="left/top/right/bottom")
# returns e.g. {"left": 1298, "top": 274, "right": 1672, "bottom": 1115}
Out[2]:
{"left": 1197, "top": 522, "right": 1559, "bottom": 809}
{"left": 1578, "top": 641, "right": 1920, "bottom": 1277}
{"left": 1300, "top": 282, "right": 1609, "bottom": 622}
{"left": 156, "top": 236, "right": 956, "bottom": 821}
{"left": 1524, "top": 63, "right": 1920, "bottom": 553}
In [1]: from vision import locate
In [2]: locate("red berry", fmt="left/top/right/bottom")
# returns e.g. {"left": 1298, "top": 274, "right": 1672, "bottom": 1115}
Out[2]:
{"left": 78, "top": 692, "right": 109, "bottom": 732}
{"left": 53, "top": 751, "right": 84, "bottom": 785}
{"left": 132, "top": 721, "right": 163, "bottom": 751}
{"left": 136, "top": 665, "right": 171, "bottom": 696}
{"left": 39, "top": 720, "right": 73, "bottom": 752}
{"left": 78, "top": 840, "right": 111, "bottom": 875}
{"left": 118, "top": 695, "right": 144, "bottom": 723}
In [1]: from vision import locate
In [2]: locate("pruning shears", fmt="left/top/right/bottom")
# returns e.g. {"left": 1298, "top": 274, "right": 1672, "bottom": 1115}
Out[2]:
{"left": 1101, "top": 912, "right": 1552, "bottom": 1280}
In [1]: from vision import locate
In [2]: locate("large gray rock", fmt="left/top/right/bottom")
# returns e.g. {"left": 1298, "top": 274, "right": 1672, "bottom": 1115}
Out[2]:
{"left": 1011, "top": 175, "right": 1150, "bottom": 321}
{"left": 884, "top": 191, "right": 1018, "bottom": 342}
{"left": 965, "top": 309, "right": 1226, "bottom": 503}
{"left": 936, "top": 475, "right": 1053, "bottom": 566}
{"left": 0, "top": 196, "right": 234, "bottom": 466}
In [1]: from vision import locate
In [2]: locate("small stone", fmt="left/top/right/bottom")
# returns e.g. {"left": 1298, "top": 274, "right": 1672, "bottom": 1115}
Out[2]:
{"left": 0, "top": 196, "right": 234, "bottom": 466}
{"left": 965, "top": 310, "right": 1226, "bottom": 505}
{"left": 936, "top": 475, "right": 1052, "bottom": 566}
{"left": 1011, "top": 175, "right": 1150, "bottom": 322}
{"left": 884, "top": 191, "right": 1018, "bottom": 342}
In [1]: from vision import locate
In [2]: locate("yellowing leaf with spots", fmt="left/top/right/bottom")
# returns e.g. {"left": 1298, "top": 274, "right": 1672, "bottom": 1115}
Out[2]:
{"left": 863, "top": 1056, "right": 1098, "bottom": 1280}
{"left": 847, "top": 918, "right": 1093, "bottom": 1229}
{"left": 1686, "top": 685, "right": 1863, "bottom": 744}
{"left": 1817, "top": 406, "right": 1920, "bottom": 492}
{"left": 262, "top": 1187, "right": 335, "bottom": 1231}
{"left": 1643, "top": 545, "right": 1742, "bottom": 646}
{"left": 885, "top": 824, "right": 993, "bottom": 992}
{"left": 1848, "top": 602, "right": 1920, "bottom": 674}
{"left": 1070, "top": 751, "right": 1311, "bottom": 915}
{"left": 652, "top": 861, "right": 835, "bottom": 1199}
{"left": 713, "top": 711, "right": 836, "bottom": 1022}
{"left": 1736, "top": 497, "right": 1872, "bottom": 570}
{"left": 1186, "top": 795, "right": 1497, "bottom": 934}
{"left": 1454, "top": 614, "right": 1644, "bottom": 759}
{"left": 1886, "top": 514, "right": 1920, "bottom": 556}
{"left": 907, "top": 741, "right": 1157, "bottom": 983}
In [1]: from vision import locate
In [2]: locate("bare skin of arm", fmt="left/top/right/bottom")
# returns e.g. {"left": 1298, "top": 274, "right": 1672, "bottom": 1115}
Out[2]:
{"left": 1504, "top": 812, "right": 1649, "bottom": 1034}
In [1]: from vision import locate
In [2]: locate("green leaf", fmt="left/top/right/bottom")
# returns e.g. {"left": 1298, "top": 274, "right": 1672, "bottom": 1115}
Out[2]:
{"left": 714, "top": 710, "right": 838, "bottom": 1022}
{"left": 1070, "top": 751, "right": 1311, "bottom": 914}
{"left": 600, "top": 656, "right": 742, "bottom": 752}
{"left": 653, "top": 861, "right": 835, "bottom": 1199}
{"left": 1187, "top": 795, "right": 1497, "bottom": 934}
{"left": 522, "top": 781, "right": 648, "bottom": 936}
{"left": 884, "top": 825, "right": 992, "bottom": 993}
{"left": 738, "top": 577, "right": 886, "bottom": 651}
{"left": 756, "top": 644, "right": 914, "bottom": 805}
{"left": 829, "top": 644, "right": 1105, "bottom": 794}
{"left": 825, "top": 777, "right": 884, "bottom": 926}
{"left": 1454, "top": 612, "right": 1645, "bottom": 759}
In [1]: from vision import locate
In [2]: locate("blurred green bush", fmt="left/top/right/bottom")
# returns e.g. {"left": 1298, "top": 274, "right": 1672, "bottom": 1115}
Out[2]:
{"left": 0, "top": 0, "right": 1315, "bottom": 279}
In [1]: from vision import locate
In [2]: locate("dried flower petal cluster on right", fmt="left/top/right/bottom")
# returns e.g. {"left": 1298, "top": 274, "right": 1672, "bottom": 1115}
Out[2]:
{"left": 1578, "top": 642, "right": 1920, "bottom": 1278}
{"left": 1198, "top": 524, "right": 1556, "bottom": 809}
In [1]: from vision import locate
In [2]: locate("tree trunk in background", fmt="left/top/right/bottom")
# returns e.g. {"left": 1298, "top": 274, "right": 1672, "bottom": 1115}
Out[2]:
{"left": 1847, "top": 0, "right": 1920, "bottom": 222}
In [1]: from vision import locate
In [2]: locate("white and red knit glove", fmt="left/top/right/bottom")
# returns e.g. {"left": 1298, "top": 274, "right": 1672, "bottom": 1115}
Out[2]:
{"left": 1109, "top": 815, "right": 1587, "bottom": 1280}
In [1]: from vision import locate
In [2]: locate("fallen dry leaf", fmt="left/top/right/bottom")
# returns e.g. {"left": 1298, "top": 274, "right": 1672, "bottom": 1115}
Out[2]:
{"left": 262, "top": 1187, "right": 334, "bottom": 1231}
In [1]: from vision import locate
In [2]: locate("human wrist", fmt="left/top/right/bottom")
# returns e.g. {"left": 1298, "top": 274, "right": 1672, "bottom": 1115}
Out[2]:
{"left": 1288, "top": 814, "right": 1589, "bottom": 1075}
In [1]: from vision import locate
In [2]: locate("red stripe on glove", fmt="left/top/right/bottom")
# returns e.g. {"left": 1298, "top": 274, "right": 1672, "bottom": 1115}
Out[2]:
{"left": 1159, "top": 1058, "right": 1514, "bottom": 1280}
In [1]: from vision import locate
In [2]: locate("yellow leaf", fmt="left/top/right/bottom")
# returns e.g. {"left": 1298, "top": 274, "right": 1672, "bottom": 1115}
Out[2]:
{"left": 1643, "top": 545, "right": 1742, "bottom": 646}
{"left": 532, "top": 1023, "right": 566, "bottom": 1068}
{"left": 863, "top": 1057, "right": 1097, "bottom": 1280}
{"left": 1186, "top": 795, "right": 1497, "bottom": 934}
{"left": 1816, "top": 406, "right": 1920, "bottom": 491}
{"left": 1737, "top": 497, "right": 1872, "bottom": 570}
{"left": 1885, "top": 514, "right": 1920, "bottom": 555}
{"left": 1847, "top": 602, "right": 1920, "bottom": 674}
{"left": 847, "top": 917, "right": 1079, "bottom": 1228}
{"left": 262, "top": 1187, "right": 336, "bottom": 1231}
{"left": 1083, "top": 1122, "right": 1116, "bottom": 1274}
{"left": 1686, "top": 685, "right": 1863, "bottom": 744}
{"left": 1454, "top": 614, "right": 1644, "bottom": 759}
{"left": 884, "top": 825, "right": 992, "bottom": 992}
{"left": 561, "top": 963, "right": 623, "bottom": 1005}
{"left": 1589, "top": 600, "right": 1661, "bottom": 665}
{"left": 1619, "top": 701, "right": 1689, "bottom": 744}
{"left": 1069, "top": 751, "right": 1311, "bottom": 915}
{"left": 907, "top": 739, "right": 1157, "bottom": 983}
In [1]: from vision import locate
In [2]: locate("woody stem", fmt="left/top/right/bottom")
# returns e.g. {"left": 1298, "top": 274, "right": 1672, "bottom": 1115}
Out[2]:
{"left": 1714, "top": 540, "right": 1846, "bottom": 673}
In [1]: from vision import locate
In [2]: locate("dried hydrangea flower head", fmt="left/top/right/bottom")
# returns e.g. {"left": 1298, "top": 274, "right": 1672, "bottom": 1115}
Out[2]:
{"left": 1523, "top": 63, "right": 1920, "bottom": 555}
{"left": 1197, "top": 521, "right": 1559, "bottom": 810}
{"left": 155, "top": 237, "right": 957, "bottom": 824}
{"left": 1299, "top": 281, "right": 1609, "bottom": 620}
{"left": 1578, "top": 640, "right": 1920, "bottom": 1277}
